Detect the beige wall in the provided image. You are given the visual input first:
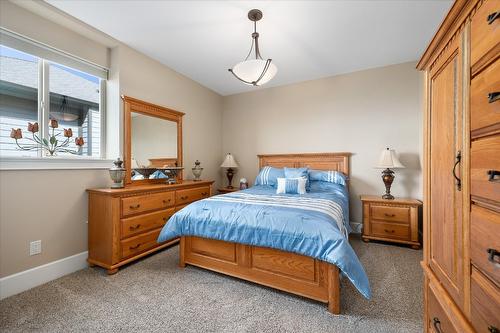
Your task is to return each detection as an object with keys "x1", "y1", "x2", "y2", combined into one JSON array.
[
  {"x1": 0, "y1": 2, "x2": 222, "y2": 277},
  {"x1": 222, "y1": 62, "x2": 423, "y2": 223}
]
